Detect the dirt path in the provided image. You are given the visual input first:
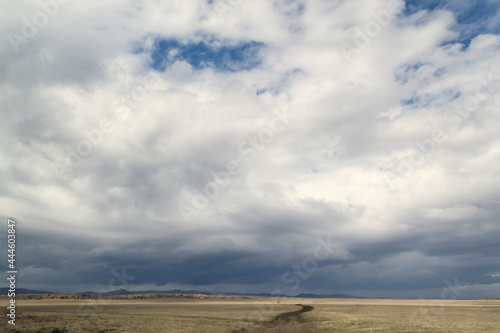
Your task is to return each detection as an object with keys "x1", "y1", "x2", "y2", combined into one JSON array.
[{"x1": 235, "y1": 304, "x2": 314, "y2": 333}]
